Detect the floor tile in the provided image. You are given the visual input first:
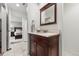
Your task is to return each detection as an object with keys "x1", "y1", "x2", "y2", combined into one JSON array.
[{"x1": 3, "y1": 38, "x2": 29, "y2": 56}]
